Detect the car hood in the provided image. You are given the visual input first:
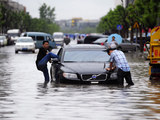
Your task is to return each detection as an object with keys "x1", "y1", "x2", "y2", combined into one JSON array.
[{"x1": 61, "y1": 62, "x2": 109, "y2": 74}]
